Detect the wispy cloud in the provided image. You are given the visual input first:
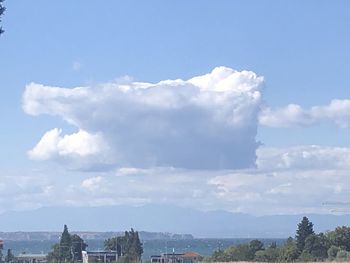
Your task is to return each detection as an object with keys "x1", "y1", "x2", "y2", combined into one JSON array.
[{"x1": 72, "y1": 61, "x2": 82, "y2": 71}]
